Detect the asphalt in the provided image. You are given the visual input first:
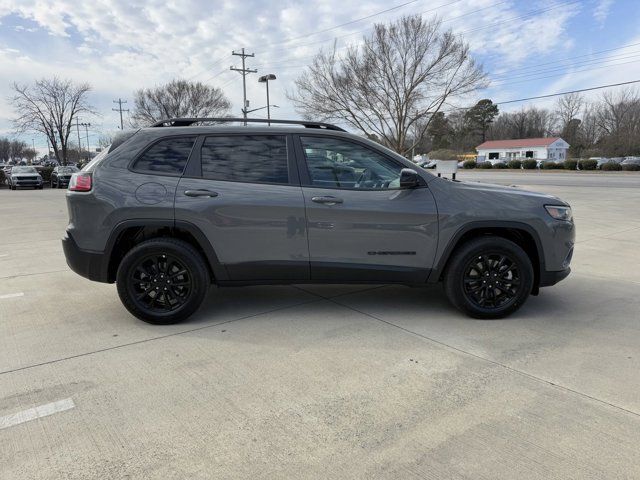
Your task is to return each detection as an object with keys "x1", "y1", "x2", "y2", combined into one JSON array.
[{"x1": 1, "y1": 173, "x2": 639, "y2": 479}]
